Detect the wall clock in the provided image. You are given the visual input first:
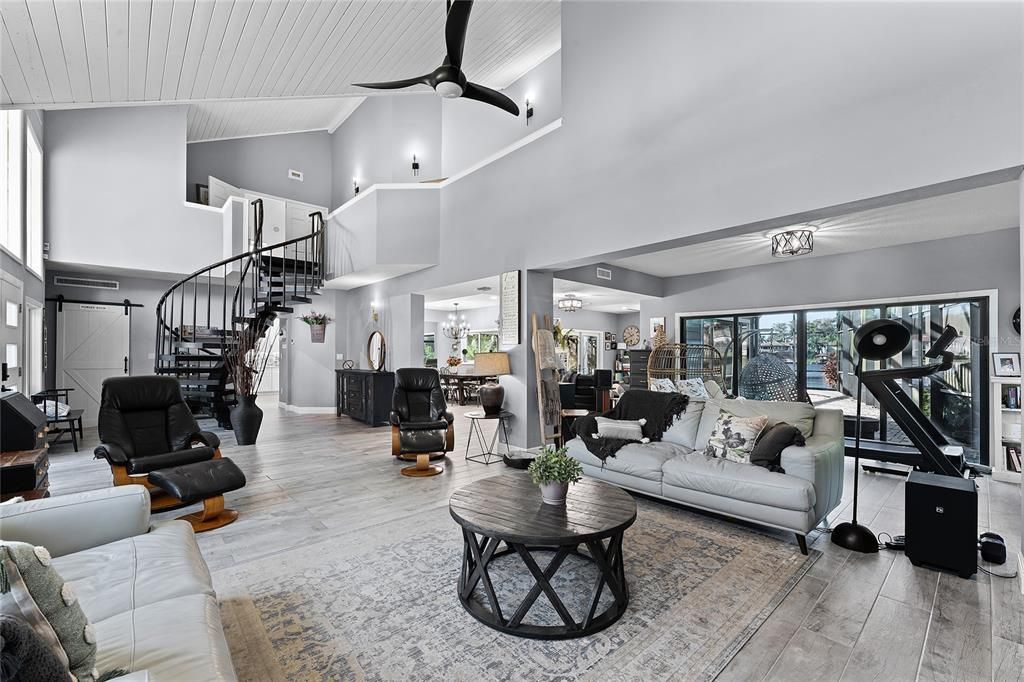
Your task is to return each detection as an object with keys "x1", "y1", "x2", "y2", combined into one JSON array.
[
  {"x1": 623, "y1": 325, "x2": 641, "y2": 347},
  {"x1": 1014, "y1": 307, "x2": 1020, "y2": 334}
]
